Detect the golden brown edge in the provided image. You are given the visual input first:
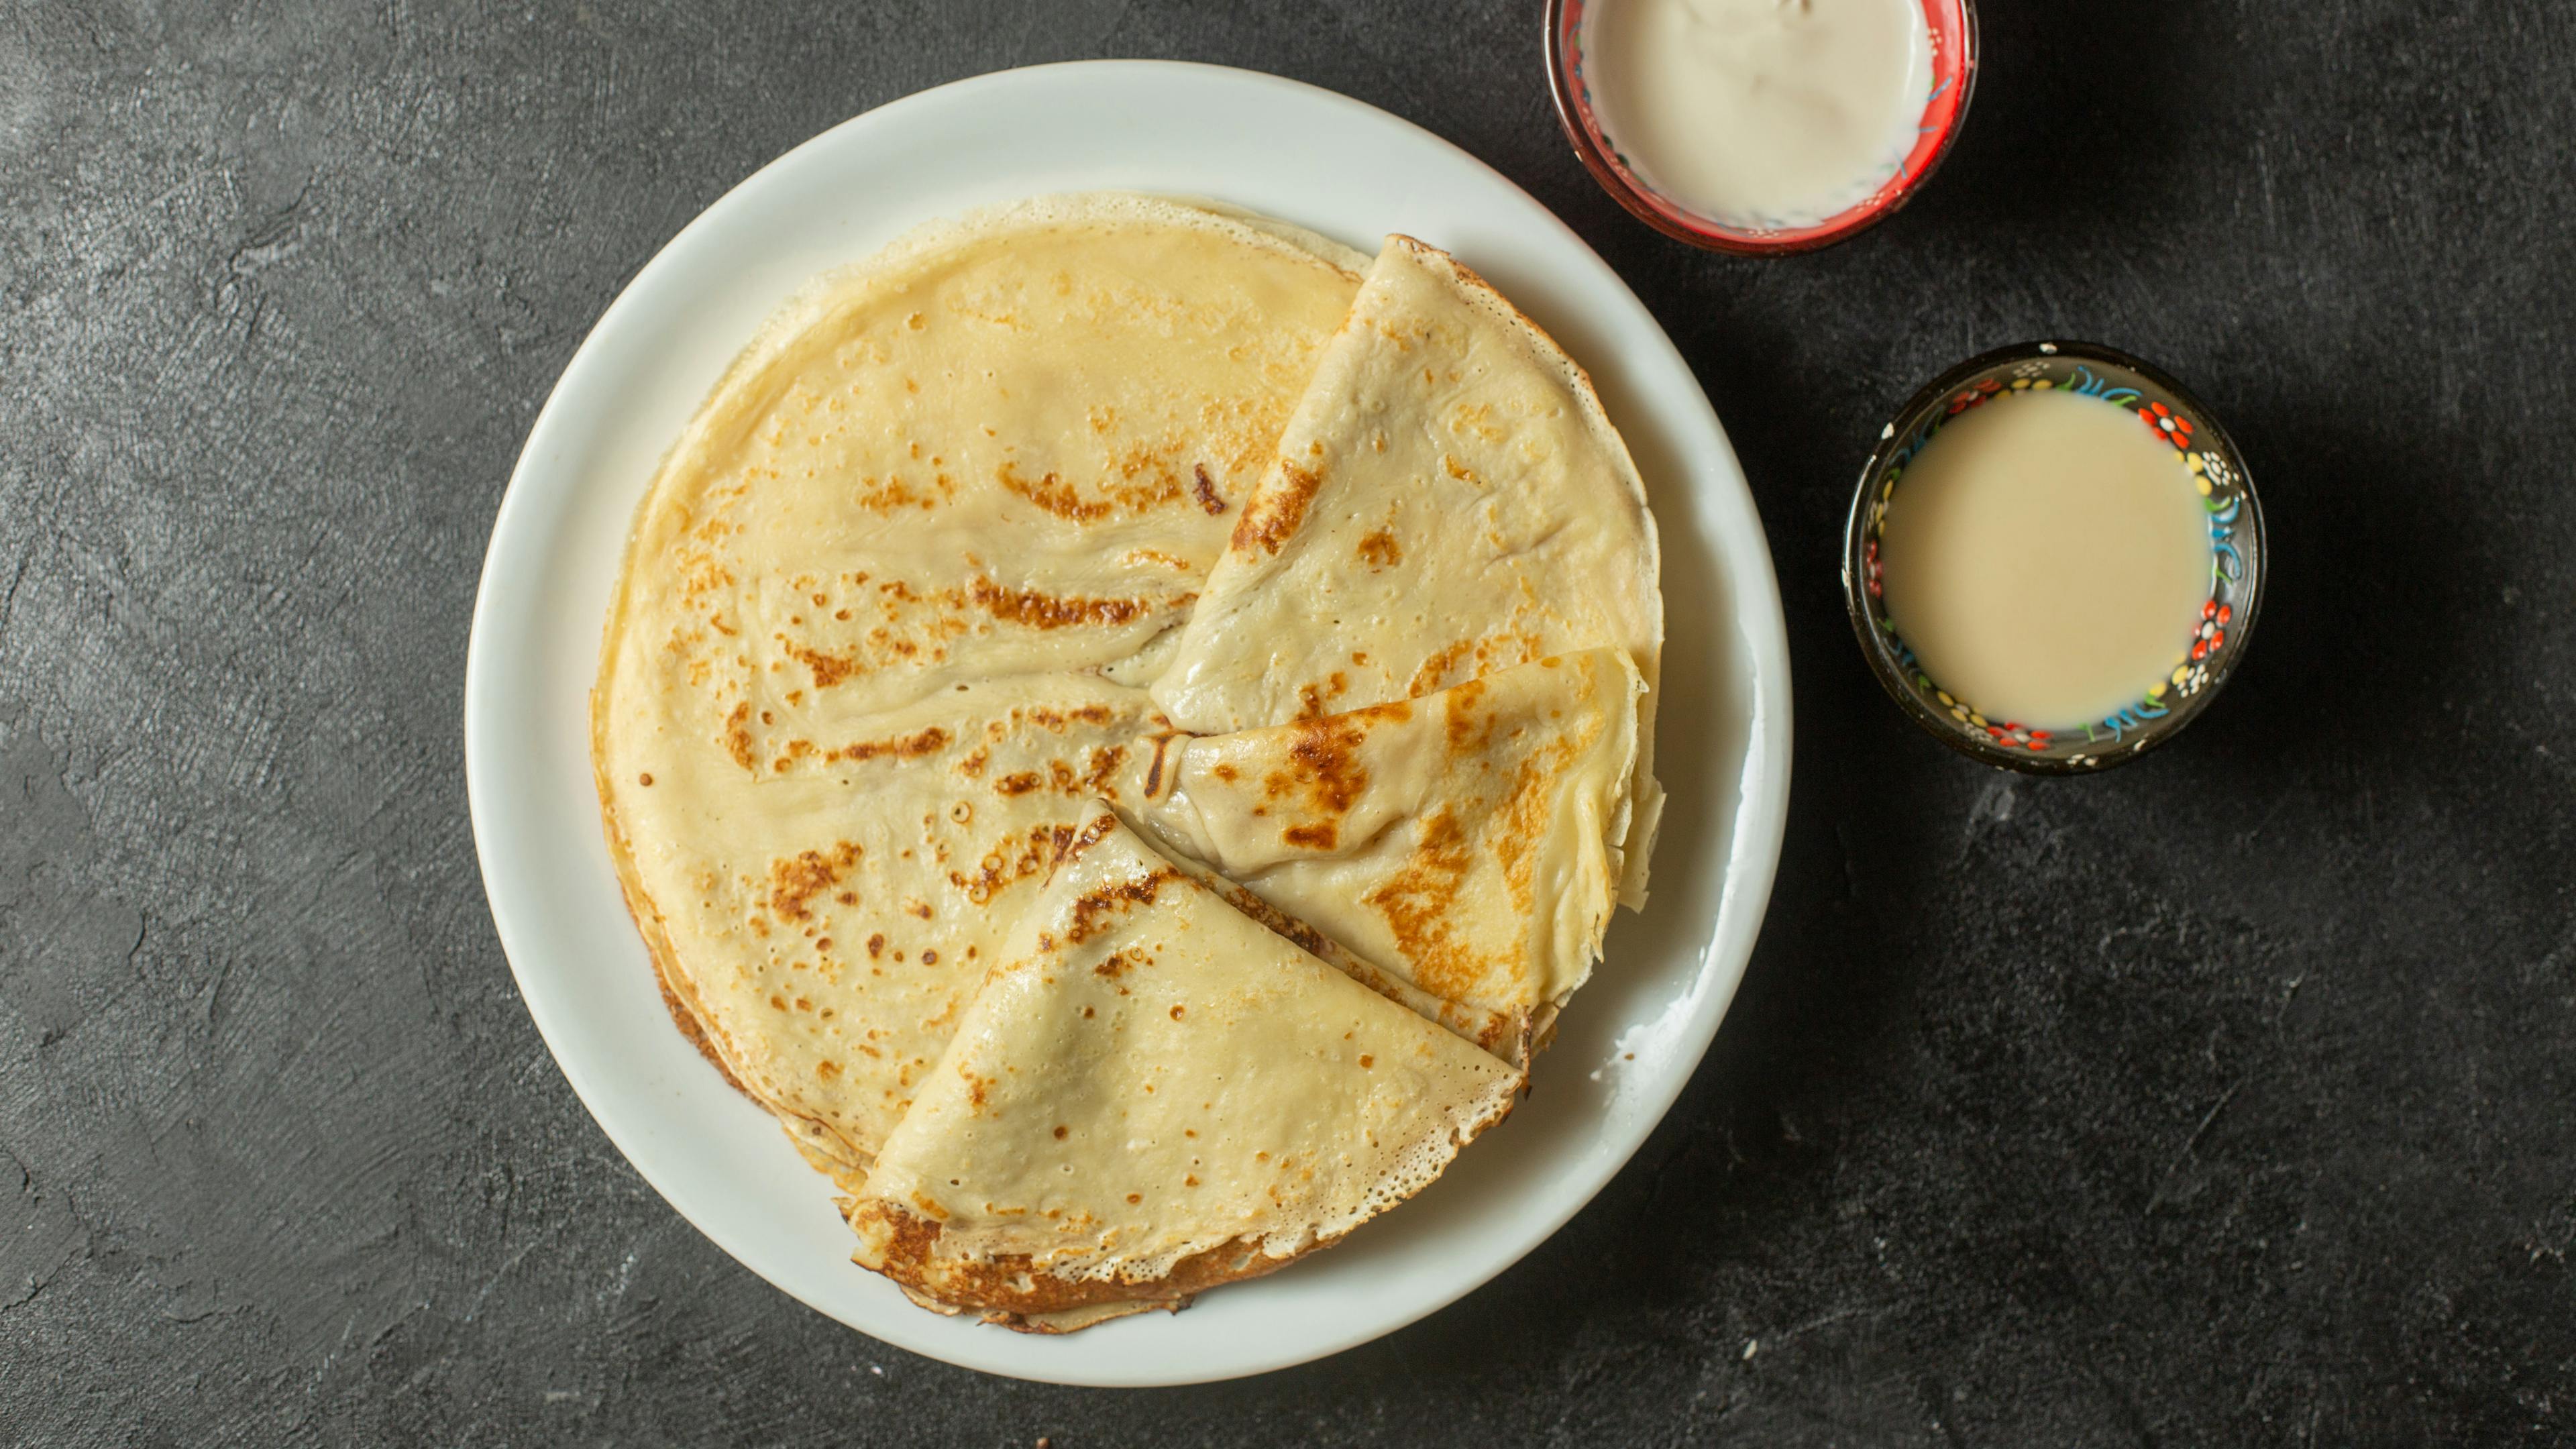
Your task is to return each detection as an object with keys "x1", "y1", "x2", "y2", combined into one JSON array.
[
  {"x1": 841, "y1": 803, "x2": 1526, "y2": 1330},
  {"x1": 591, "y1": 740, "x2": 879, "y2": 1193},
  {"x1": 848, "y1": 1083, "x2": 1521, "y2": 1330},
  {"x1": 586, "y1": 371, "x2": 884, "y2": 1191}
]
